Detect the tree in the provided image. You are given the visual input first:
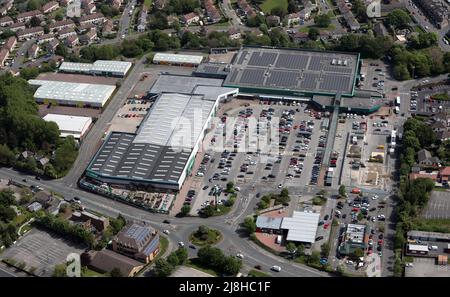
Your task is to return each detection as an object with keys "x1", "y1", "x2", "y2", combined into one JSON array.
[
  {"x1": 154, "y1": 259, "x2": 174, "y2": 277},
  {"x1": 55, "y1": 13, "x2": 64, "y2": 21},
  {"x1": 110, "y1": 267, "x2": 123, "y2": 277},
  {"x1": 30, "y1": 16, "x2": 41, "y2": 27},
  {"x1": 338, "y1": 185, "x2": 346, "y2": 197},
  {"x1": 197, "y1": 246, "x2": 224, "y2": 269},
  {"x1": 0, "y1": 144, "x2": 16, "y2": 167},
  {"x1": 352, "y1": 248, "x2": 364, "y2": 259},
  {"x1": 271, "y1": 6, "x2": 287, "y2": 18},
  {"x1": 175, "y1": 247, "x2": 188, "y2": 265},
  {"x1": 314, "y1": 14, "x2": 331, "y2": 28},
  {"x1": 110, "y1": 214, "x2": 126, "y2": 234},
  {"x1": 287, "y1": 0, "x2": 298, "y2": 13},
  {"x1": 195, "y1": 225, "x2": 210, "y2": 241},
  {"x1": 52, "y1": 136, "x2": 78, "y2": 175},
  {"x1": 385, "y1": 9, "x2": 411, "y2": 28},
  {"x1": 202, "y1": 205, "x2": 215, "y2": 217},
  {"x1": 180, "y1": 204, "x2": 191, "y2": 216},
  {"x1": 241, "y1": 216, "x2": 256, "y2": 235},
  {"x1": 222, "y1": 256, "x2": 242, "y2": 276},
  {"x1": 308, "y1": 27, "x2": 320, "y2": 41},
  {"x1": 286, "y1": 242, "x2": 297, "y2": 258},
  {"x1": 19, "y1": 67, "x2": 39, "y2": 80},
  {"x1": 320, "y1": 242, "x2": 331, "y2": 257},
  {"x1": 55, "y1": 44, "x2": 68, "y2": 57},
  {"x1": 167, "y1": 253, "x2": 180, "y2": 266},
  {"x1": 53, "y1": 264, "x2": 67, "y2": 277}
]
